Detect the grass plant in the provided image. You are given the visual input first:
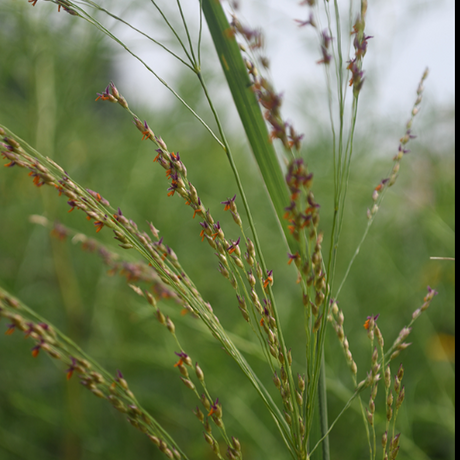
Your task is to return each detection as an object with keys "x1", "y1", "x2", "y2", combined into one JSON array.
[{"x1": 0, "y1": 1, "x2": 454, "y2": 460}]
